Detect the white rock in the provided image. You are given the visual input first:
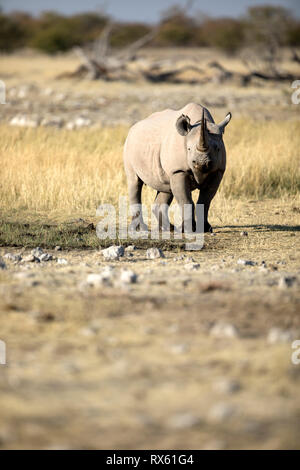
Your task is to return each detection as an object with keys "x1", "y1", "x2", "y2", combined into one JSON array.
[
  {"x1": 278, "y1": 276, "x2": 297, "y2": 289},
  {"x1": 208, "y1": 403, "x2": 236, "y2": 422},
  {"x1": 185, "y1": 262, "x2": 200, "y2": 271},
  {"x1": 166, "y1": 413, "x2": 200, "y2": 429},
  {"x1": 210, "y1": 322, "x2": 239, "y2": 338},
  {"x1": 120, "y1": 269, "x2": 137, "y2": 284},
  {"x1": 4, "y1": 253, "x2": 22, "y2": 262},
  {"x1": 213, "y1": 379, "x2": 241, "y2": 394},
  {"x1": 10, "y1": 114, "x2": 39, "y2": 127},
  {"x1": 146, "y1": 247, "x2": 164, "y2": 259},
  {"x1": 31, "y1": 247, "x2": 44, "y2": 258},
  {"x1": 237, "y1": 259, "x2": 256, "y2": 266},
  {"x1": 125, "y1": 245, "x2": 136, "y2": 252},
  {"x1": 267, "y1": 327, "x2": 295, "y2": 344},
  {"x1": 57, "y1": 258, "x2": 68, "y2": 265},
  {"x1": 39, "y1": 253, "x2": 53, "y2": 262},
  {"x1": 0, "y1": 257, "x2": 7, "y2": 270},
  {"x1": 102, "y1": 245, "x2": 124, "y2": 260},
  {"x1": 86, "y1": 274, "x2": 107, "y2": 287},
  {"x1": 40, "y1": 116, "x2": 63, "y2": 128}
]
